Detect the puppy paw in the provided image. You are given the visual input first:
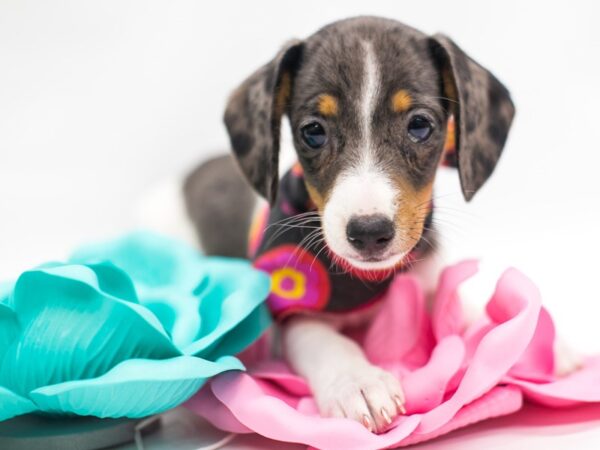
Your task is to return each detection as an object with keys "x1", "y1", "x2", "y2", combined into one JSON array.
[{"x1": 315, "y1": 364, "x2": 405, "y2": 433}]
